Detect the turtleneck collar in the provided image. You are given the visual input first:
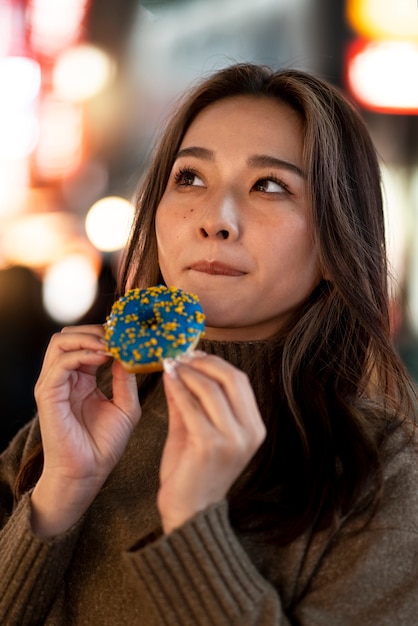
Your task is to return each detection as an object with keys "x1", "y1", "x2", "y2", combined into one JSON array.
[
  {"x1": 197, "y1": 338, "x2": 280, "y2": 410},
  {"x1": 199, "y1": 337, "x2": 270, "y2": 363}
]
